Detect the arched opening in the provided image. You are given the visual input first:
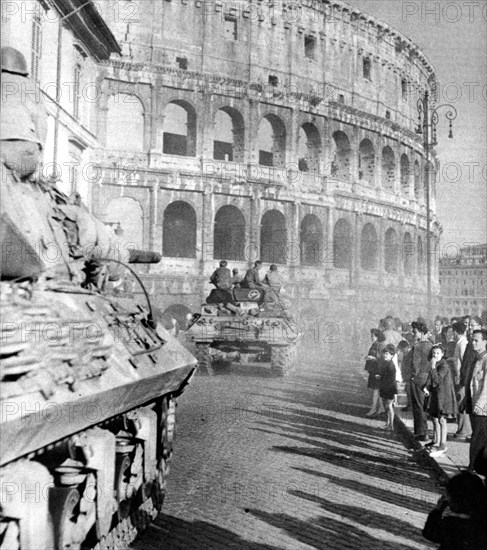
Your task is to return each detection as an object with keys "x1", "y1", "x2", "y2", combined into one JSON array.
[
  {"x1": 298, "y1": 123, "x2": 321, "y2": 172},
  {"x1": 414, "y1": 160, "x2": 421, "y2": 199},
  {"x1": 106, "y1": 94, "x2": 144, "y2": 151},
  {"x1": 300, "y1": 214, "x2": 323, "y2": 266},
  {"x1": 400, "y1": 154, "x2": 410, "y2": 194},
  {"x1": 332, "y1": 131, "x2": 351, "y2": 181},
  {"x1": 103, "y1": 197, "x2": 143, "y2": 249},
  {"x1": 358, "y1": 139, "x2": 375, "y2": 184},
  {"x1": 403, "y1": 232, "x2": 414, "y2": 276},
  {"x1": 258, "y1": 114, "x2": 286, "y2": 168},
  {"x1": 260, "y1": 210, "x2": 287, "y2": 264},
  {"x1": 159, "y1": 304, "x2": 193, "y2": 334},
  {"x1": 333, "y1": 218, "x2": 352, "y2": 269},
  {"x1": 361, "y1": 223, "x2": 378, "y2": 271},
  {"x1": 213, "y1": 108, "x2": 245, "y2": 163},
  {"x1": 384, "y1": 228, "x2": 399, "y2": 273},
  {"x1": 213, "y1": 205, "x2": 246, "y2": 261},
  {"x1": 417, "y1": 235, "x2": 424, "y2": 275},
  {"x1": 163, "y1": 101, "x2": 196, "y2": 156},
  {"x1": 382, "y1": 146, "x2": 396, "y2": 190},
  {"x1": 163, "y1": 201, "x2": 197, "y2": 258}
]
